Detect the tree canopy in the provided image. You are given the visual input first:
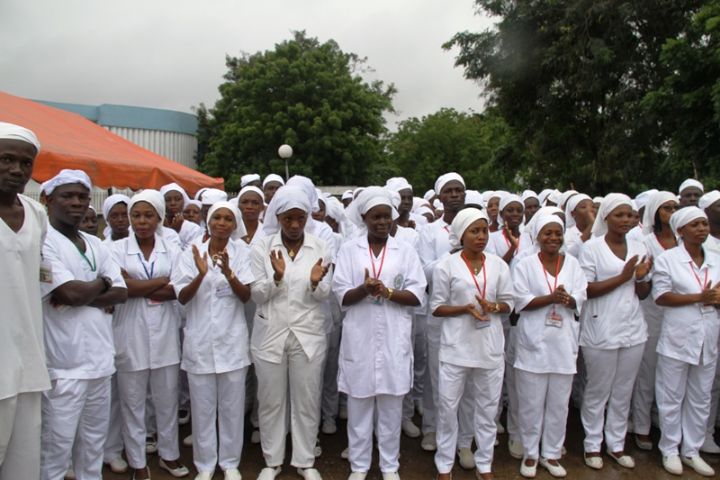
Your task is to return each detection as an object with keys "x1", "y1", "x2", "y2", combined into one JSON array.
[{"x1": 197, "y1": 31, "x2": 395, "y2": 191}]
